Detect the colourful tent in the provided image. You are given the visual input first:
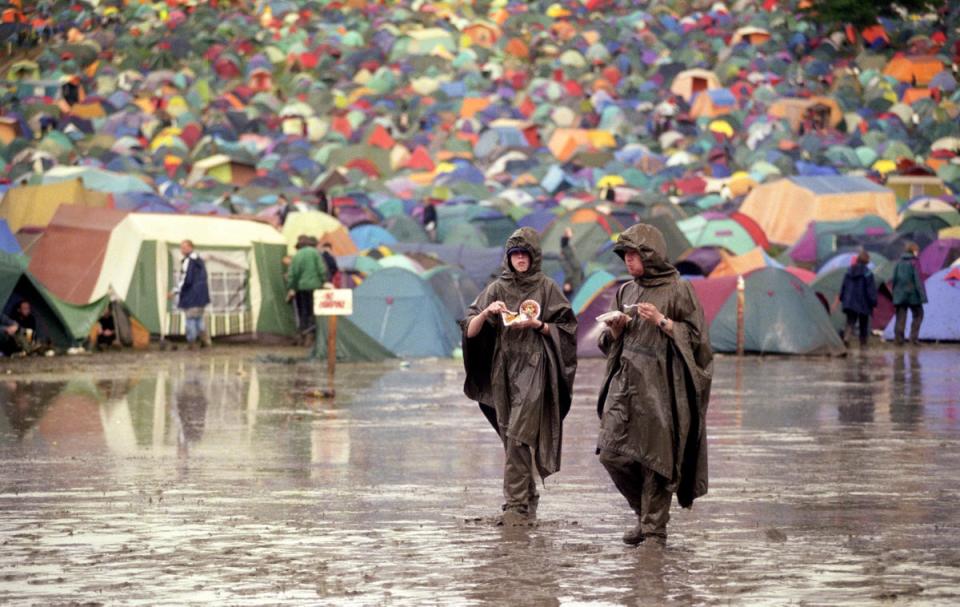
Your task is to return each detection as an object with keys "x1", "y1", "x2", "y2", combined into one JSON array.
[
  {"x1": 677, "y1": 212, "x2": 769, "y2": 255},
  {"x1": 310, "y1": 317, "x2": 396, "y2": 362},
  {"x1": 883, "y1": 267, "x2": 960, "y2": 342},
  {"x1": 28, "y1": 207, "x2": 294, "y2": 339},
  {"x1": 350, "y1": 267, "x2": 460, "y2": 358},
  {"x1": 699, "y1": 268, "x2": 846, "y2": 355},
  {"x1": 423, "y1": 265, "x2": 481, "y2": 322},
  {"x1": 0, "y1": 179, "x2": 112, "y2": 233},
  {"x1": 788, "y1": 215, "x2": 894, "y2": 268},
  {"x1": 739, "y1": 176, "x2": 898, "y2": 246},
  {"x1": 0, "y1": 251, "x2": 87, "y2": 348},
  {"x1": 282, "y1": 211, "x2": 357, "y2": 256}
]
